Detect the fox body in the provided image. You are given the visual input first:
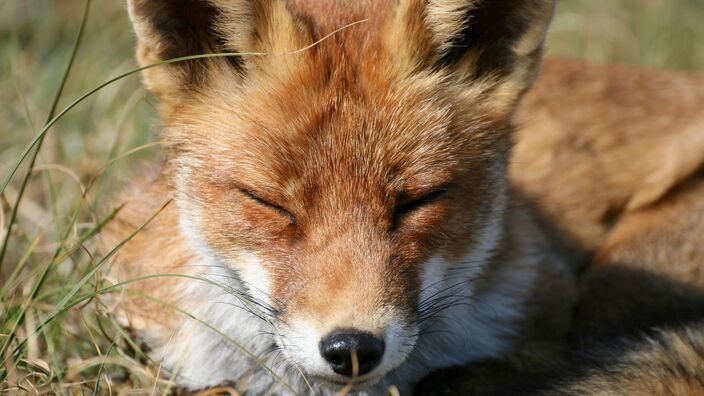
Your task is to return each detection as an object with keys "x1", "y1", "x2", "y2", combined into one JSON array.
[
  {"x1": 510, "y1": 60, "x2": 704, "y2": 396},
  {"x1": 103, "y1": 0, "x2": 704, "y2": 394},
  {"x1": 417, "y1": 60, "x2": 704, "y2": 395}
]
